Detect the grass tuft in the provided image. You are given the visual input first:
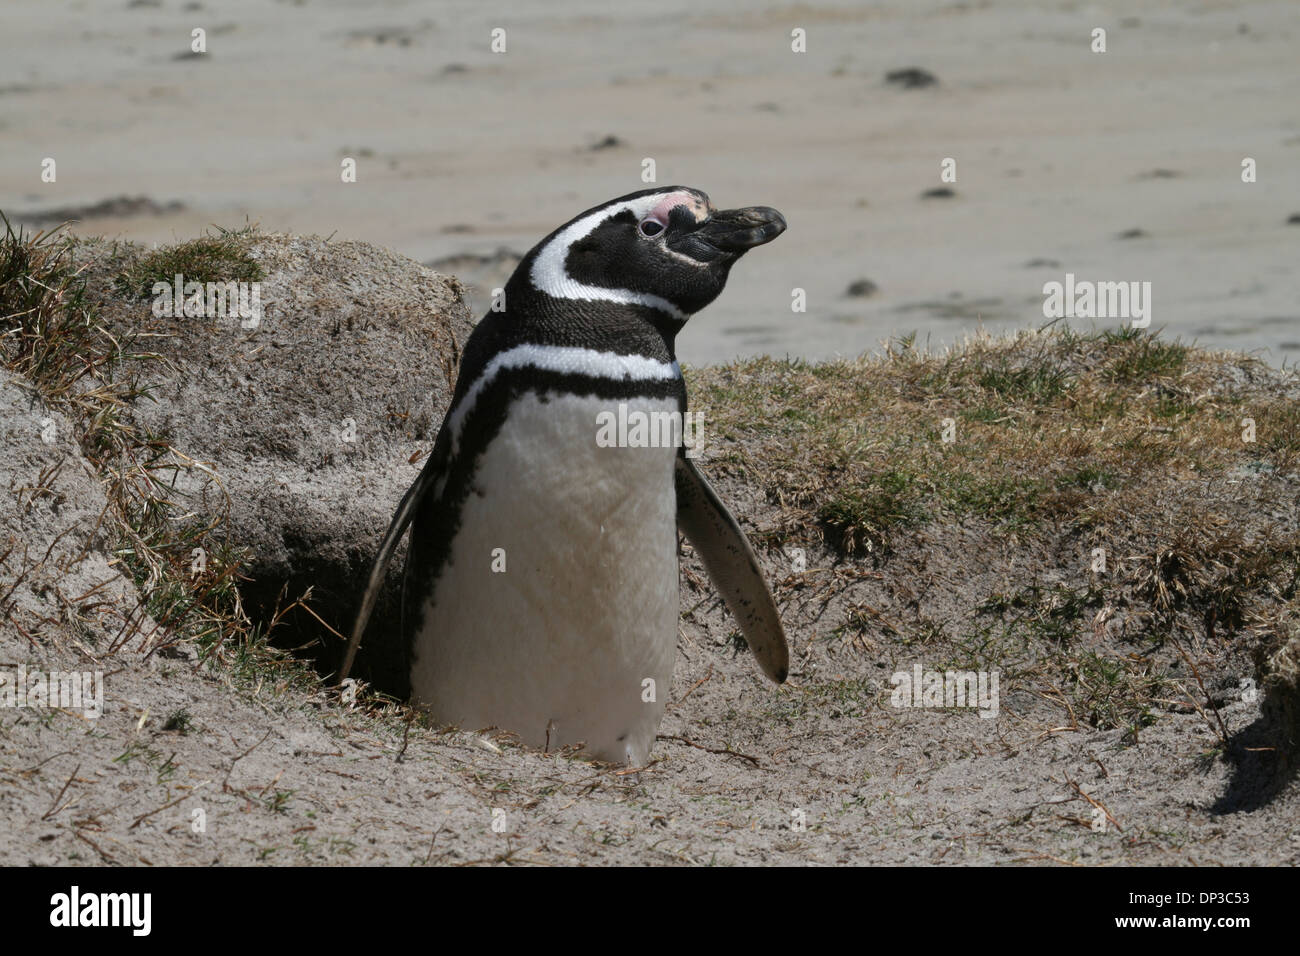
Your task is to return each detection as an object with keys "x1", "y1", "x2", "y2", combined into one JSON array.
[
  {"x1": 0, "y1": 214, "x2": 311, "y2": 697},
  {"x1": 113, "y1": 225, "x2": 264, "y2": 299}
]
